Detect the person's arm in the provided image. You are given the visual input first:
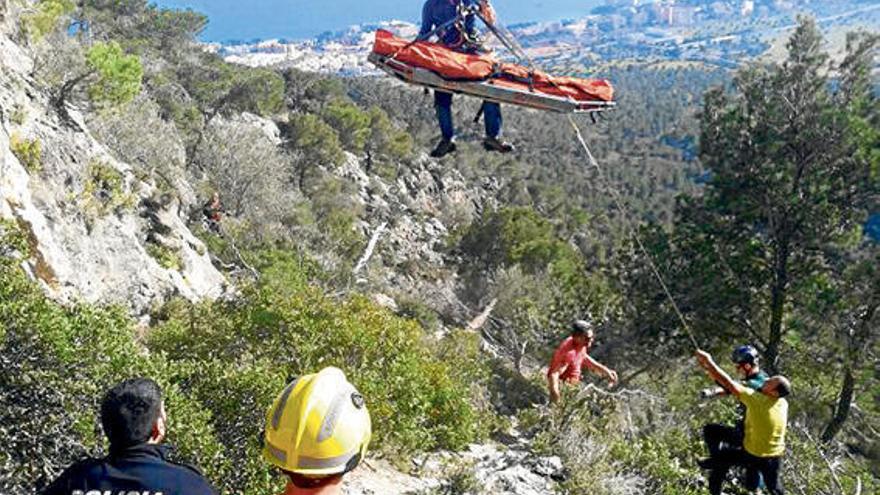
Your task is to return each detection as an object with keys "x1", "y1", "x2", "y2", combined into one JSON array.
[
  {"x1": 584, "y1": 355, "x2": 618, "y2": 387},
  {"x1": 700, "y1": 385, "x2": 729, "y2": 399},
  {"x1": 479, "y1": 0, "x2": 497, "y2": 25},
  {"x1": 695, "y1": 350, "x2": 746, "y2": 397},
  {"x1": 547, "y1": 363, "x2": 569, "y2": 404},
  {"x1": 418, "y1": 1, "x2": 434, "y2": 38}
]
